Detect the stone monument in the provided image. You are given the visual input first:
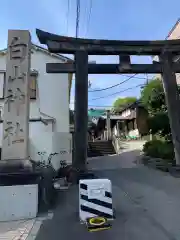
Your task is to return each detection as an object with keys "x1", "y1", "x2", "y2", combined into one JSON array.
[
  {"x1": 0, "y1": 30, "x2": 39, "y2": 222},
  {"x1": 1, "y1": 30, "x2": 31, "y2": 167}
]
